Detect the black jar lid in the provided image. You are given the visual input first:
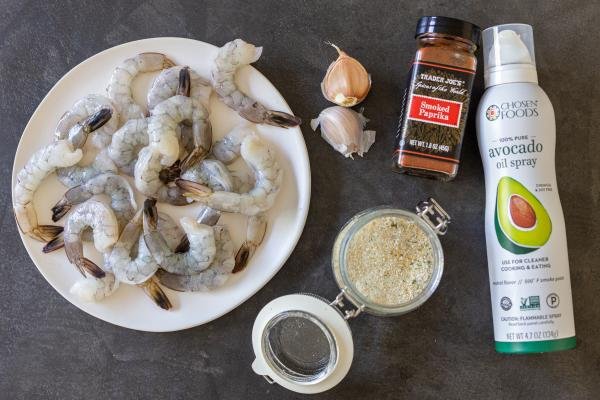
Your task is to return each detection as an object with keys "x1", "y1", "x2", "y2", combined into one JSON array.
[{"x1": 415, "y1": 16, "x2": 481, "y2": 44}]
